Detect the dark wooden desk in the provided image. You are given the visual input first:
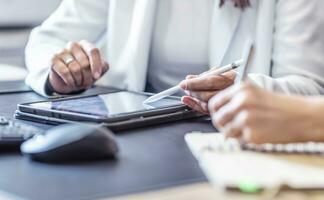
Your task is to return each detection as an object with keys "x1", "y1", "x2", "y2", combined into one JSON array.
[{"x1": 0, "y1": 84, "x2": 214, "y2": 200}]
